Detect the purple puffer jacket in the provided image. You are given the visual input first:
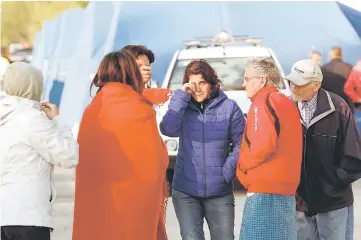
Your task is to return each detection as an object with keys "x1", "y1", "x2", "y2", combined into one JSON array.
[{"x1": 160, "y1": 89, "x2": 245, "y2": 198}]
